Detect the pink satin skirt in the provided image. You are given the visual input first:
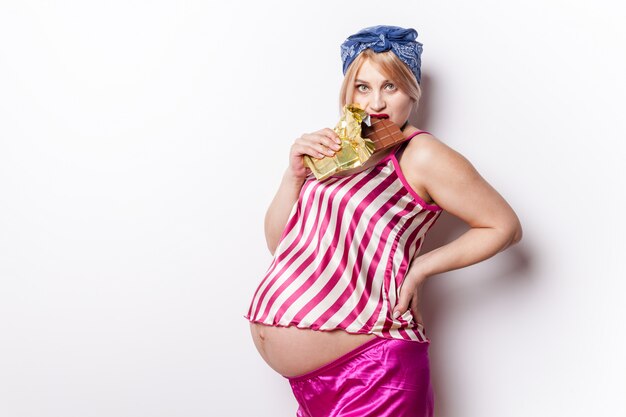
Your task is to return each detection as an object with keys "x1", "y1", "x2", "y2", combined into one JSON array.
[{"x1": 282, "y1": 336, "x2": 434, "y2": 417}]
